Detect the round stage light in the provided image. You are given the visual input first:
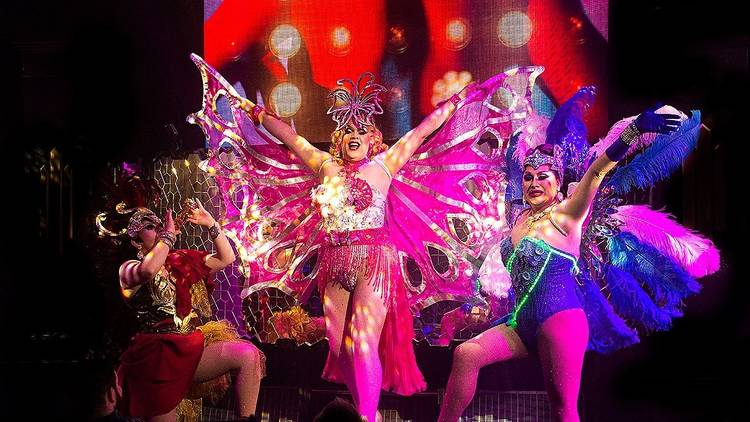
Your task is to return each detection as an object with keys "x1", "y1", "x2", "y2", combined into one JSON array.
[
  {"x1": 445, "y1": 18, "x2": 471, "y2": 51},
  {"x1": 387, "y1": 25, "x2": 408, "y2": 54},
  {"x1": 270, "y1": 82, "x2": 302, "y2": 118},
  {"x1": 498, "y1": 11, "x2": 532, "y2": 48},
  {"x1": 431, "y1": 70, "x2": 474, "y2": 107},
  {"x1": 269, "y1": 24, "x2": 301, "y2": 59},
  {"x1": 331, "y1": 26, "x2": 352, "y2": 56},
  {"x1": 569, "y1": 16, "x2": 583, "y2": 31},
  {"x1": 386, "y1": 84, "x2": 409, "y2": 113}
]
